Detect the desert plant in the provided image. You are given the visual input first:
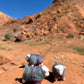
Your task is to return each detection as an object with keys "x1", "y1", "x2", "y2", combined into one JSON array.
[
  {"x1": 41, "y1": 22, "x2": 43, "y2": 24},
  {"x1": 73, "y1": 47, "x2": 84, "y2": 55},
  {"x1": 60, "y1": 28, "x2": 64, "y2": 32},
  {"x1": 29, "y1": 40, "x2": 52, "y2": 46},
  {"x1": 4, "y1": 33, "x2": 12, "y2": 40},
  {"x1": 57, "y1": 14, "x2": 63, "y2": 18},
  {"x1": 24, "y1": 42, "x2": 28, "y2": 45},
  {"x1": 0, "y1": 43, "x2": 7, "y2": 50},
  {"x1": 67, "y1": 33, "x2": 74, "y2": 38},
  {"x1": 36, "y1": 14, "x2": 41, "y2": 19},
  {"x1": 55, "y1": 30, "x2": 59, "y2": 33},
  {"x1": 13, "y1": 28, "x2": 17, "y2": 32},
  {"x1": 8, "y1": 47, "x2": 14, "y2": 51}
]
